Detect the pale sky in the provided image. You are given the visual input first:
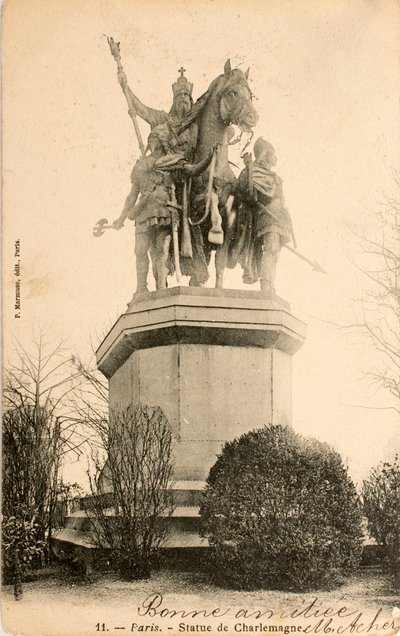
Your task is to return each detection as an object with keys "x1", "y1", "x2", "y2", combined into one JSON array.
[{"x1": 3, "y1": 0, "x2": 400, "y2": 487}]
